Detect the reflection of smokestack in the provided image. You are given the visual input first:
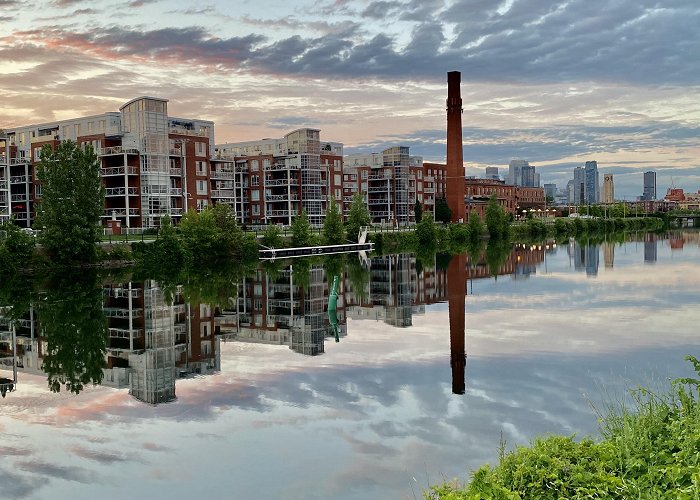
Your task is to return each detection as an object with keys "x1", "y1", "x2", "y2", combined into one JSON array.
[
  {"x1": 448, "y1": 253, "x2": 467, "y2": 394},
  {"x1": 446, "y1": 71, "x2": 466, "y2": 223}
]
